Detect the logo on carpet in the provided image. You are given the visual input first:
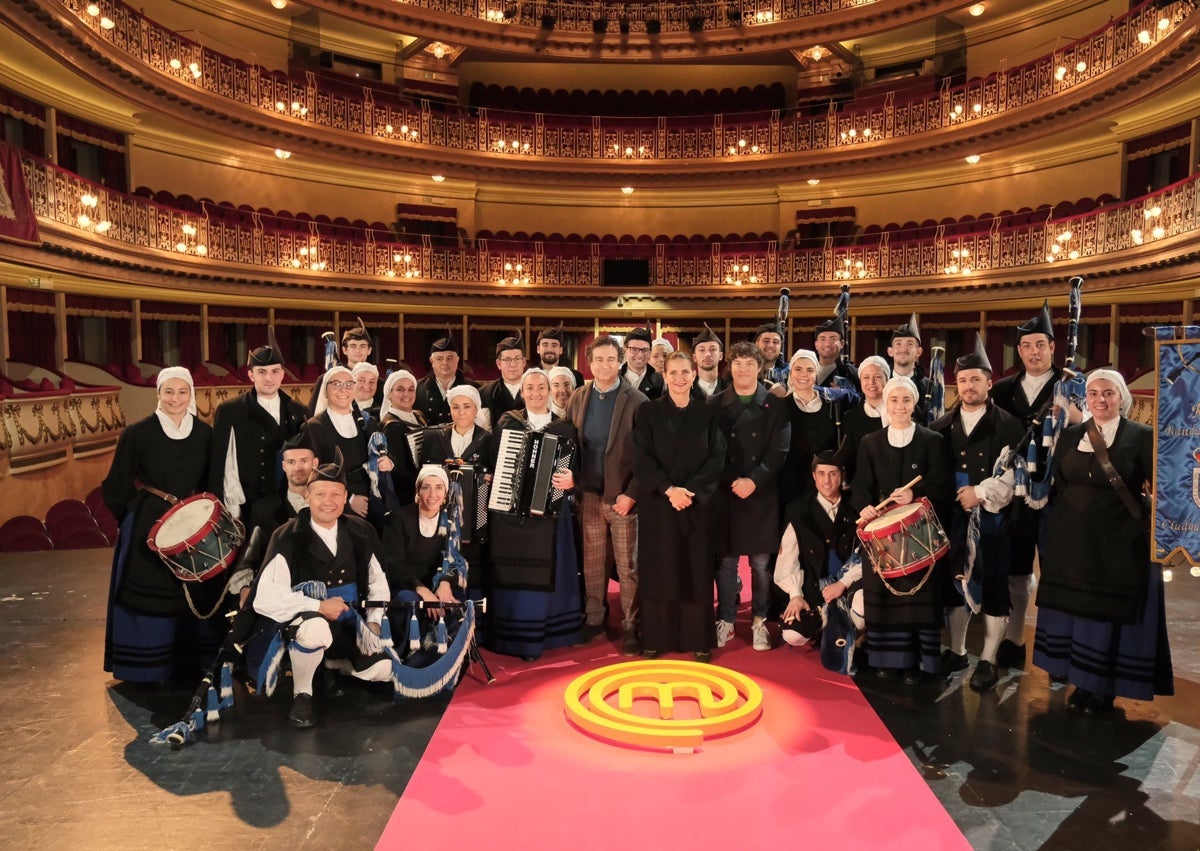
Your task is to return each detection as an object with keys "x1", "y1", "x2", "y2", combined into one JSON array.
[{"x1": 563, "y1": 660, "x2": 763, "y2": 753}]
